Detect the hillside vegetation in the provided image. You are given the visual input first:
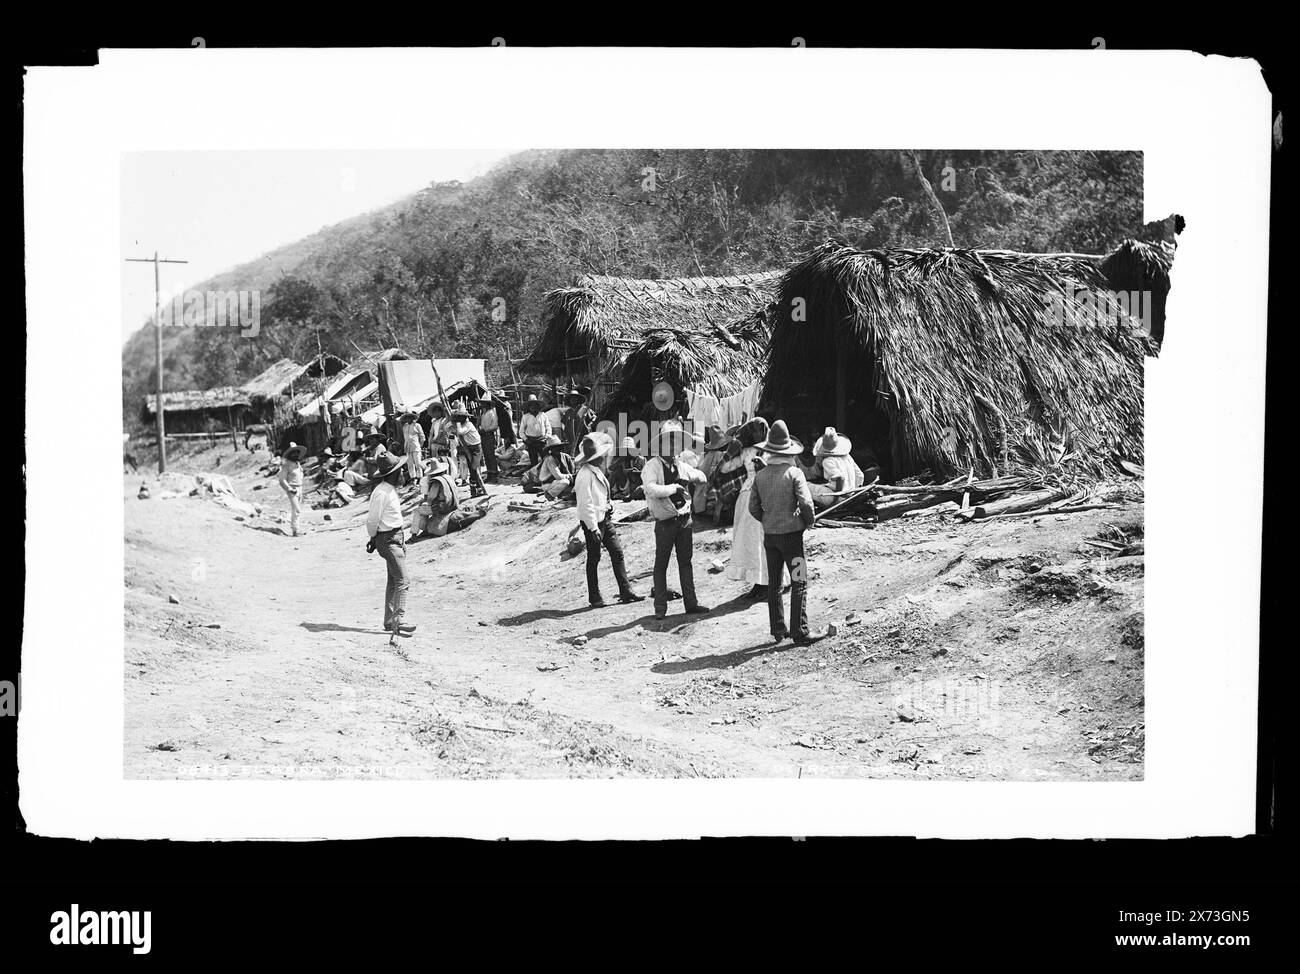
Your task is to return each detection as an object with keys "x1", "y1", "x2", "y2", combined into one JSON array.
[{"x1": 122, "y1": 149, "x2": 1150, "y2": 425}]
